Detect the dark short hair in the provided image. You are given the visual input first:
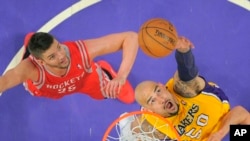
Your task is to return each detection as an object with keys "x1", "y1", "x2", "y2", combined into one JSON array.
[{"x1": 28, "y1": 32, "x2": 54, "y2": 59}]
